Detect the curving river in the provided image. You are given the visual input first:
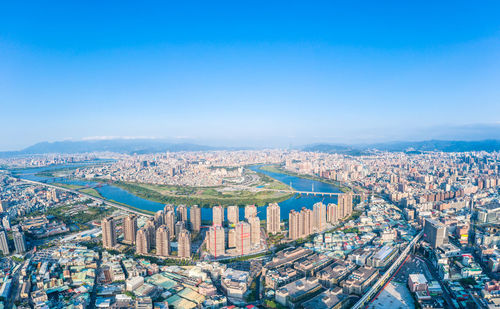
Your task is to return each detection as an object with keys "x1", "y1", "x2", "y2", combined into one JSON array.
[{"x1": 12, "y1": 164, "x2": 342, "y2": 221}]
